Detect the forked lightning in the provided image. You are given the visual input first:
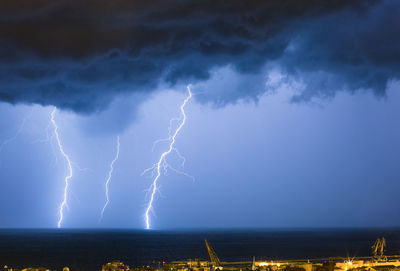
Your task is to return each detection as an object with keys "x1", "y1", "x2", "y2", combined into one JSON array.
[{"x1": 143, "y1": 86, "x2": 193, "y2": 229}]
